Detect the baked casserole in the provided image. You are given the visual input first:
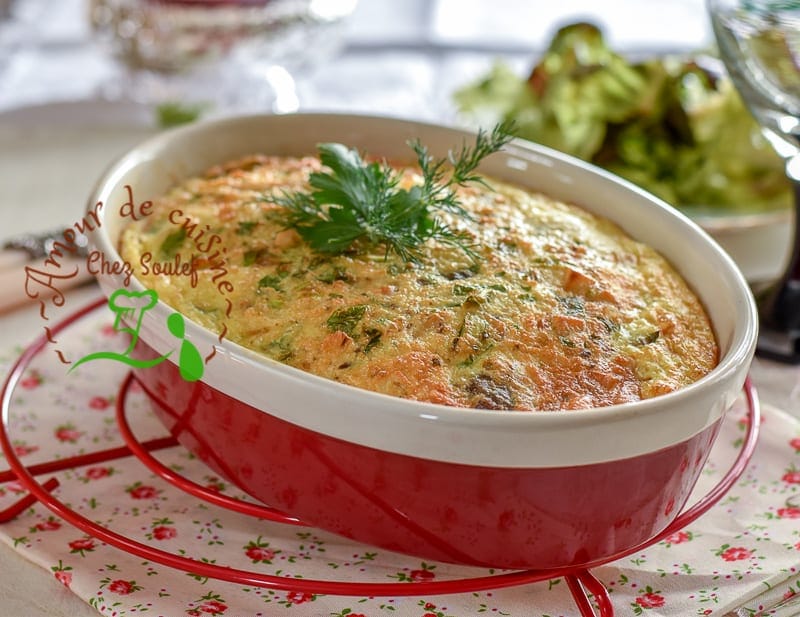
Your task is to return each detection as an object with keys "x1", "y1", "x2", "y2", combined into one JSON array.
[{"x1": 119, "y1": 151, "x2": 718, "y2": 411}]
